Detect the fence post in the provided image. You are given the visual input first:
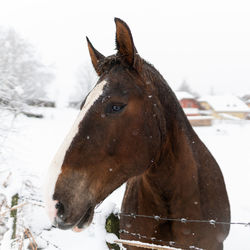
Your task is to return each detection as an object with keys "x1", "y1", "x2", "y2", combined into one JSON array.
[
  {"x1": 10, "y1": 193, "x2": 19, "y2": 240},
  {"x1": 115, "y1": 239, "x2": 180, "y2": 250},
  {"x1": 105, "y1": 213, "x2": 120, "y2": 250}
]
